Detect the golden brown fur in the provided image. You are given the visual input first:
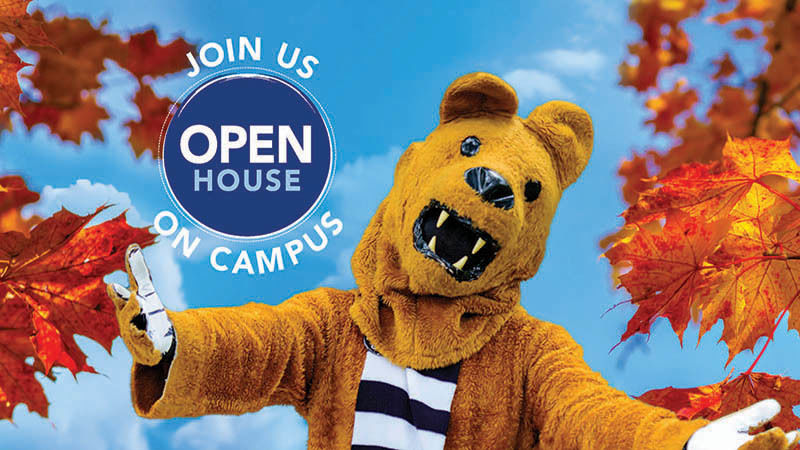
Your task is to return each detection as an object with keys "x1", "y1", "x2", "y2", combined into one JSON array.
[{"x1": 130, "y1": 288, "x2": 709, "y2": 449}]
